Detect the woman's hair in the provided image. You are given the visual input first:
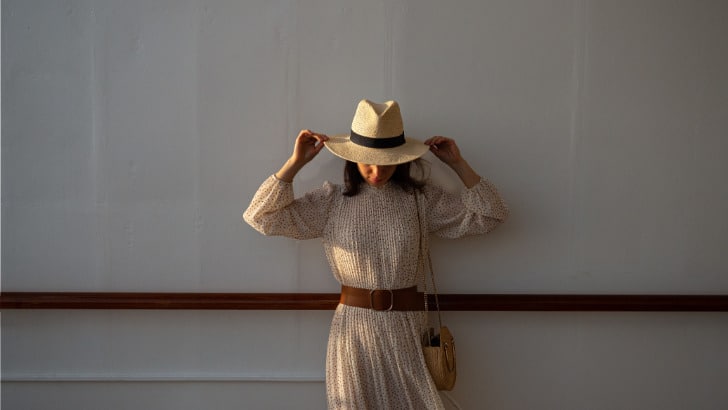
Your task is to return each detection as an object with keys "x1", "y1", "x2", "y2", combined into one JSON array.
[{"x1": 343, "y1": 159, "x2": 428, "y2": 196}]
